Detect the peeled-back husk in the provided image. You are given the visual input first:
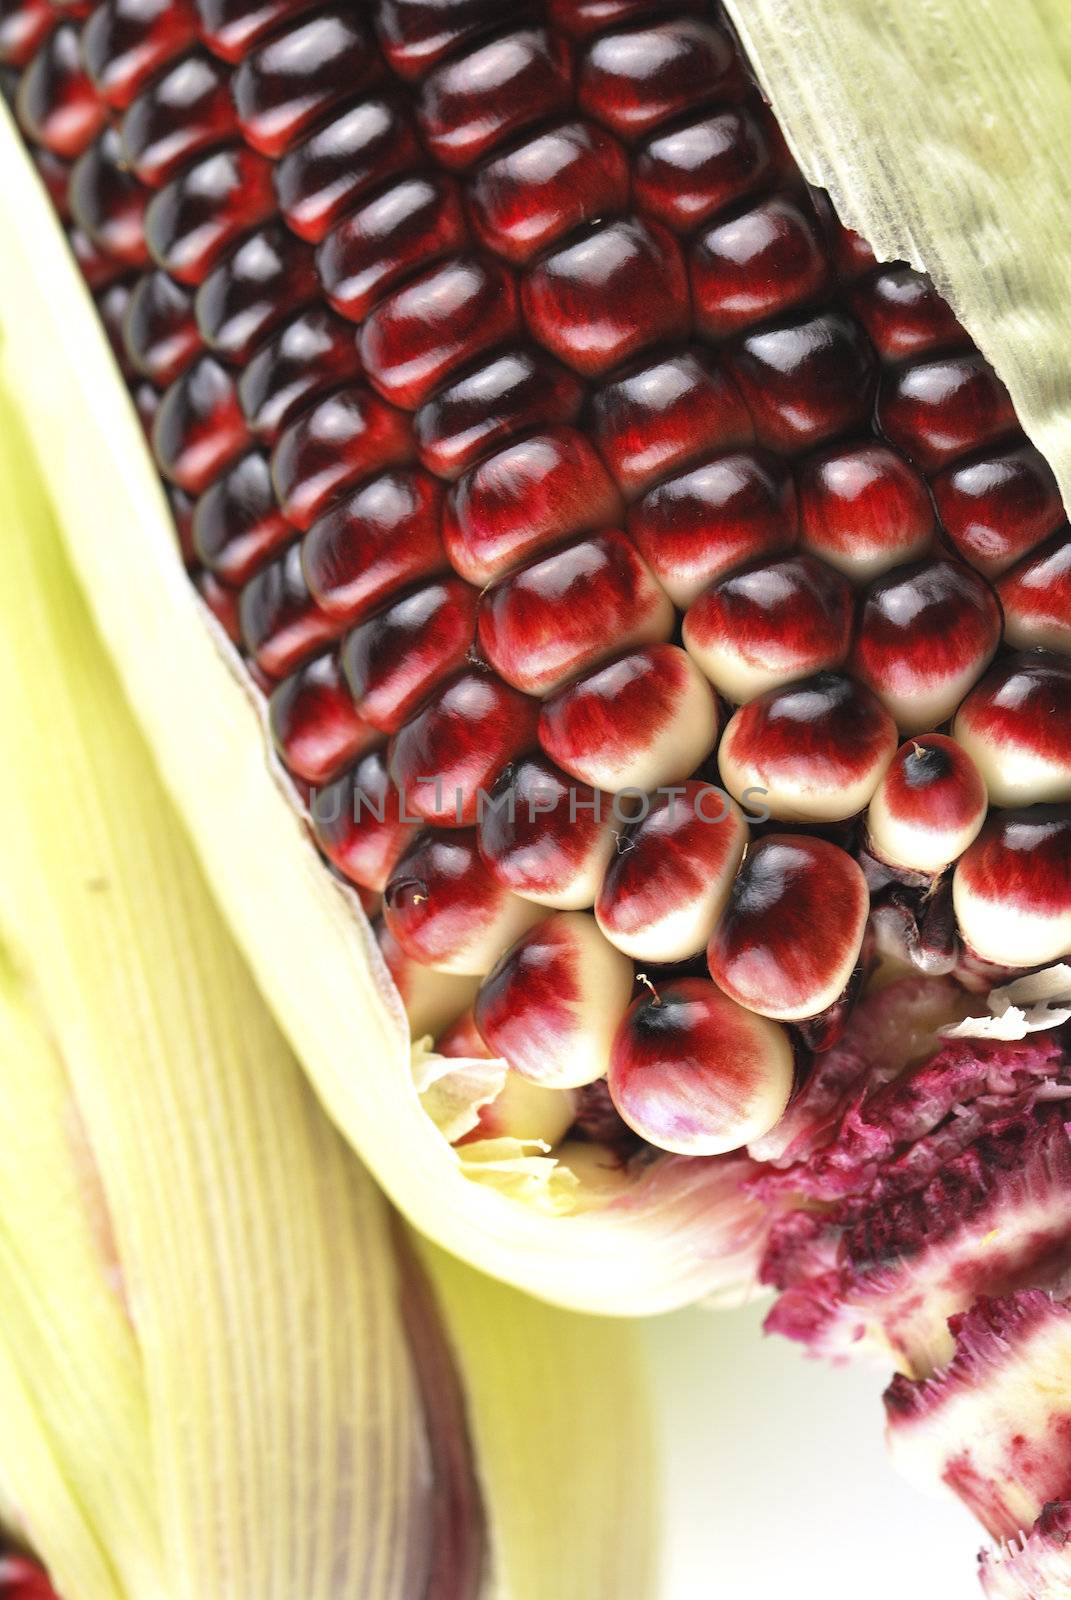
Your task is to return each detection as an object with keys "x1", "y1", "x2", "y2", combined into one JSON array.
[{"x1": 1, "y1": 0, "x2": 1070, "y2": 1314}]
